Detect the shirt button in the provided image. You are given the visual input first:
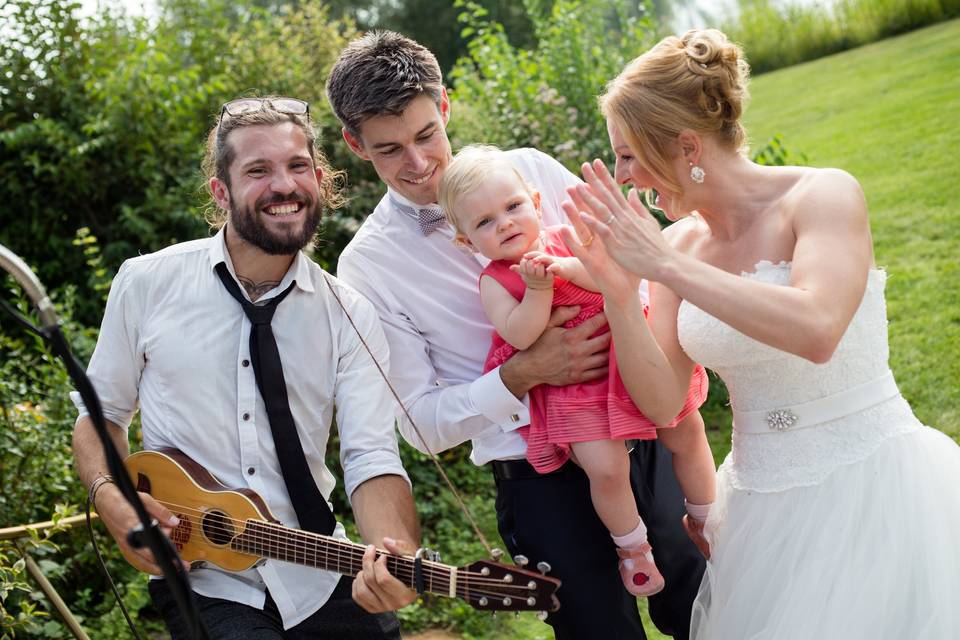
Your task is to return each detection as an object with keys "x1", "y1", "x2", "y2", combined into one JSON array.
[
  {"x1": 241, "y1": 359, "x2": 250, "y2": 367},
  {"x1": 247, "y1": 467, "x2": 255, "y2": 475},
  {"x1": 242, "y1": 413, "x2": 250, "y2": 421}
]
